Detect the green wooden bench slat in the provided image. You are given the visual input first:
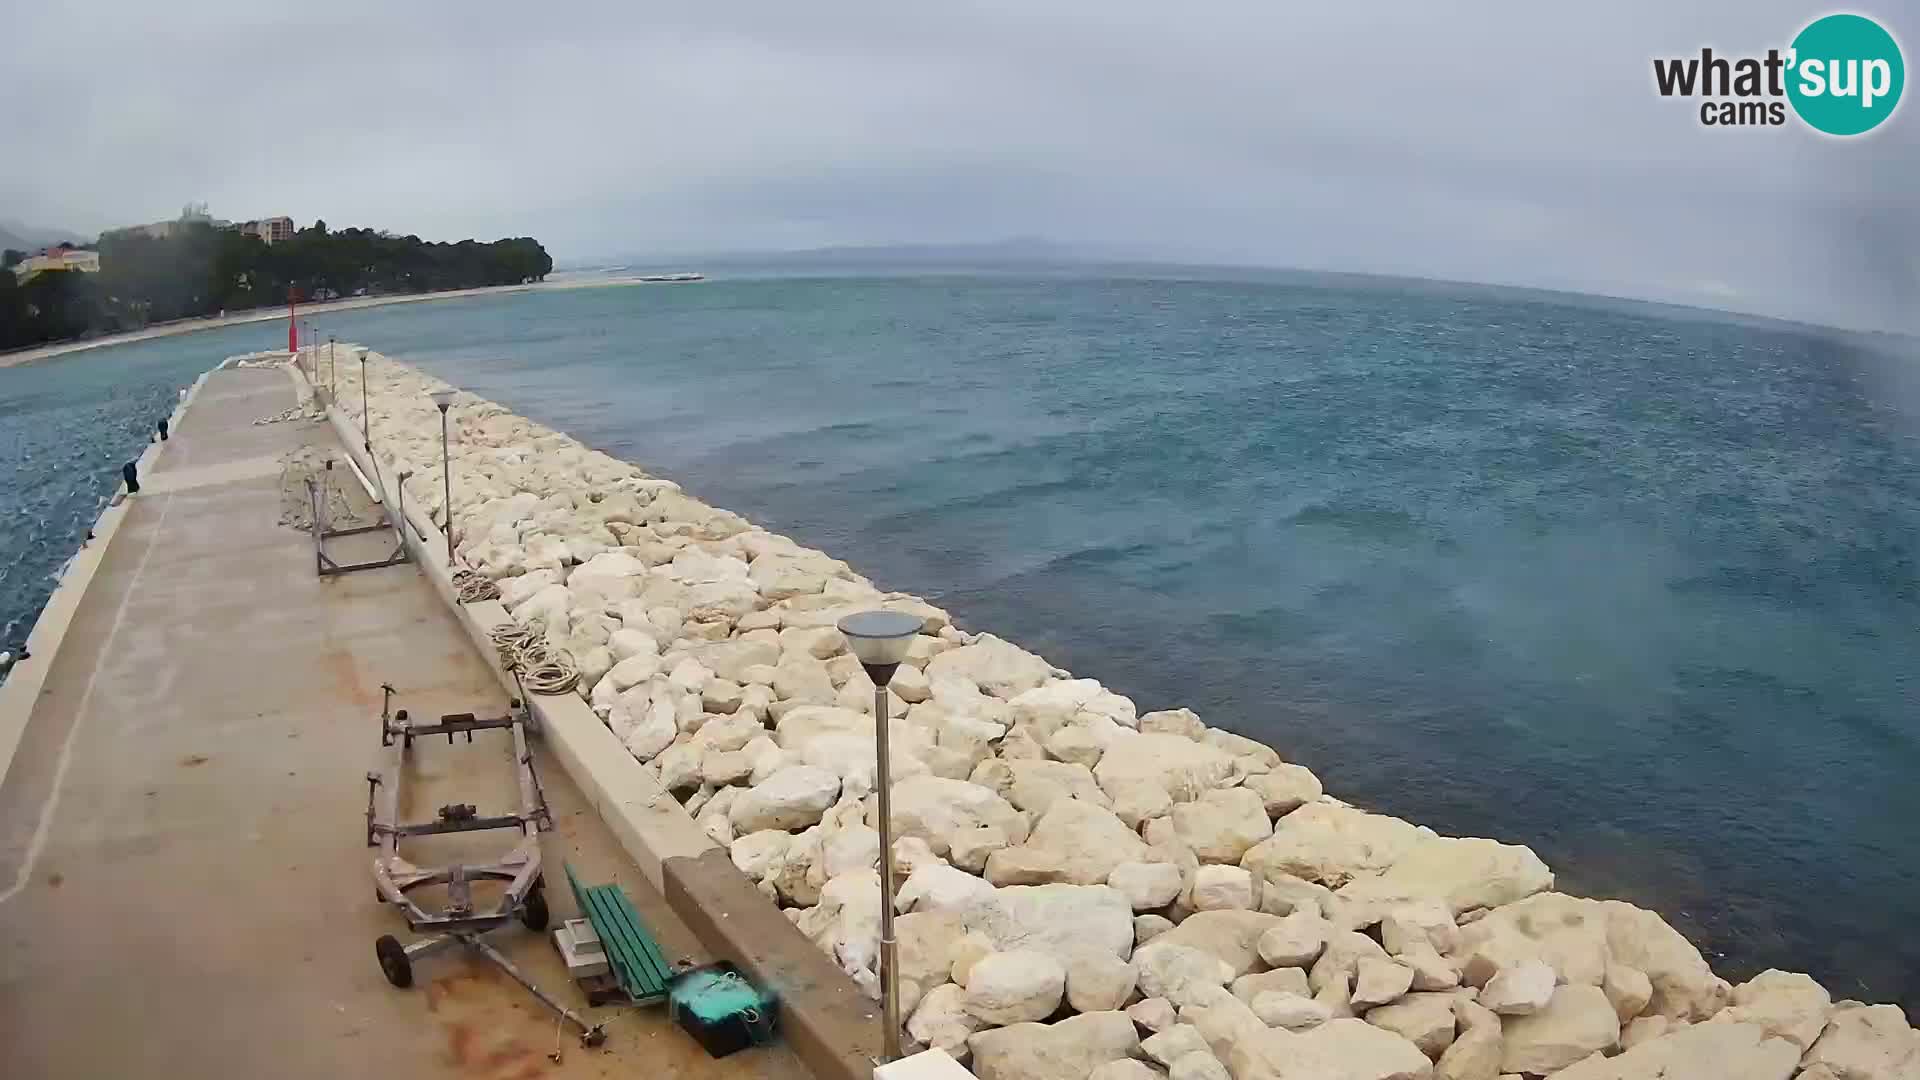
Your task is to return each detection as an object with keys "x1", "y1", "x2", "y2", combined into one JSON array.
[
  {"x1": 588, "y1": 890, "x2": 661, "y2": 997},
  {"x1": 565, "y1": 863, "x2": 672, "y2": 1002},
  {"x1": 596, "y1": 887, "x2": 672, "y2": 991}
]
